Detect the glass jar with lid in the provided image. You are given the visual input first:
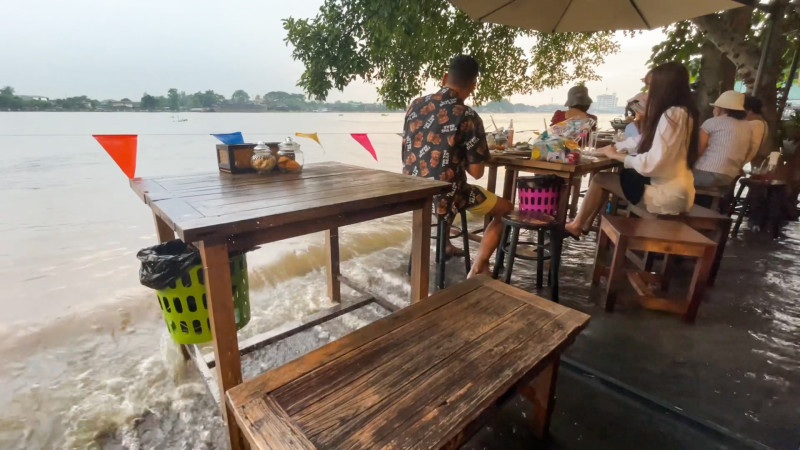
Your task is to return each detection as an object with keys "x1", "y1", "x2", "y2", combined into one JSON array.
[
  {"x1": 250, "y1": 141, "x2": 276, "y2": 174},
  {"x1": 277, "y1": 137, "x2": 304, "y2": 173}
]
